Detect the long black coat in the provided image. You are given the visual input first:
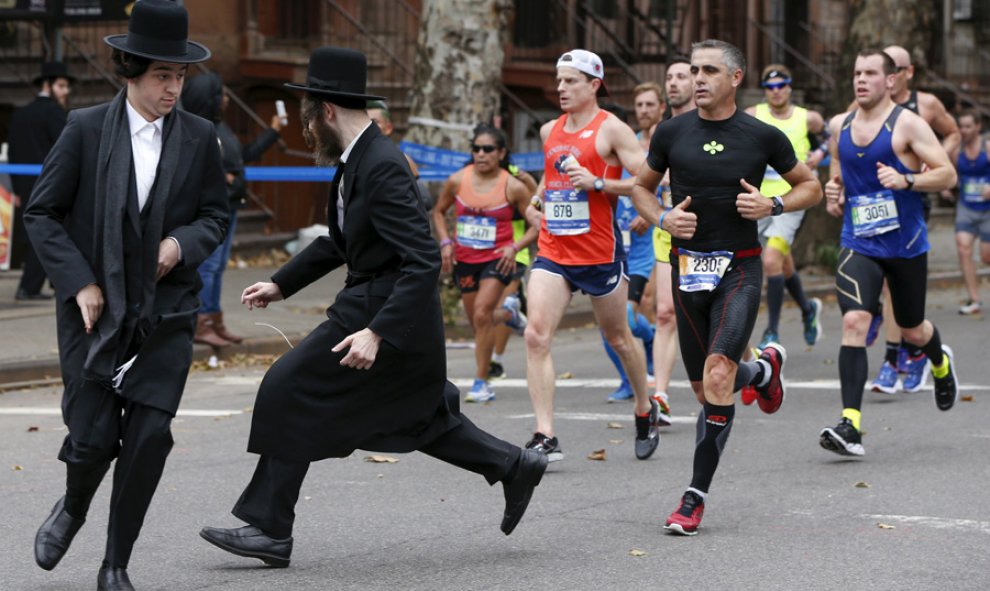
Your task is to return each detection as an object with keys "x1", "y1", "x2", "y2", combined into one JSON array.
[
  {"x1": 24, "y1": 103, "x2": 228, "y2": 414},
  {"x1": 247, "y1": 123, "x2": 459, "y2": 461},
  {"x1": 7, "y1": 95, "x2": 67, "y2": 264}
]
